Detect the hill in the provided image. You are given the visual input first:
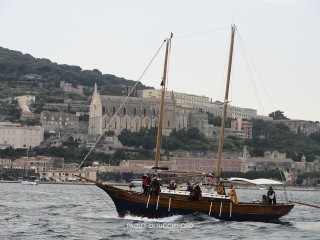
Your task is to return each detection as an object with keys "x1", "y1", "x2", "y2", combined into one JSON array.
[{"x1": 0, "y1": 46, "x2": 151, "y2": 100}]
